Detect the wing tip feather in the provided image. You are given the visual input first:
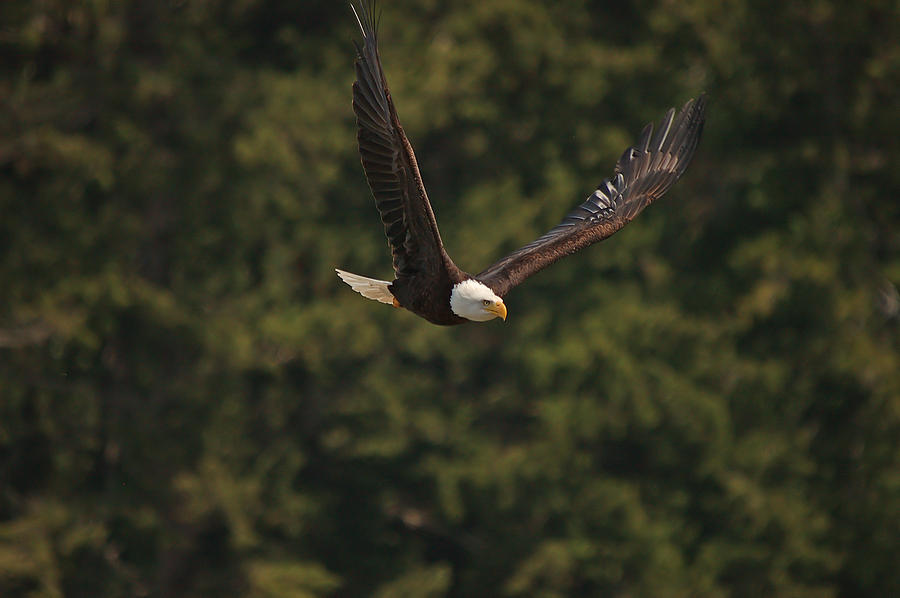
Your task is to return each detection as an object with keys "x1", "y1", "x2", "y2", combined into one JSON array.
[{"x1": 350, "y1": 1, "x2": 379, "y2": 41}]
